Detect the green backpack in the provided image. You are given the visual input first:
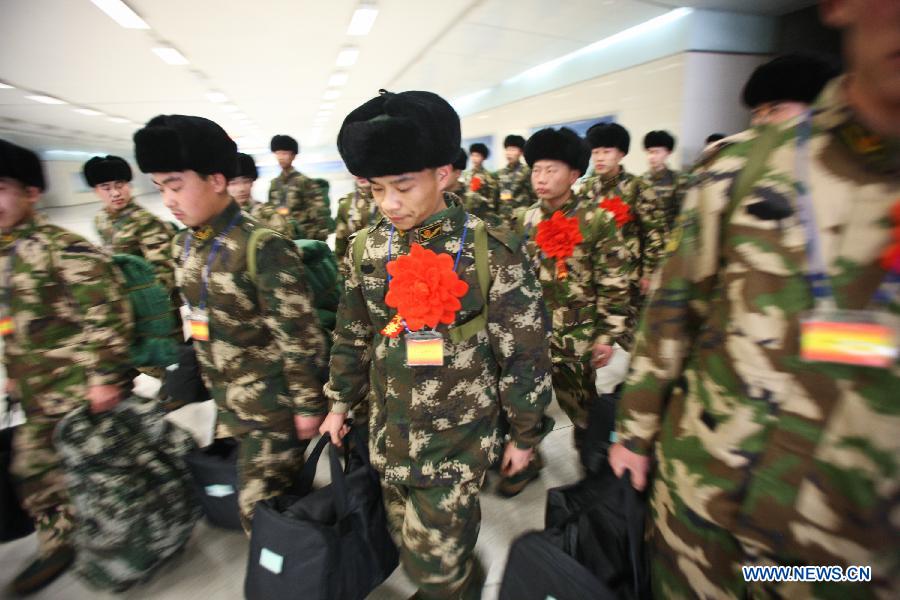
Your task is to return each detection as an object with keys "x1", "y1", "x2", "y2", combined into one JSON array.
[
  {"x1": 111, "y1": 254, "x2": 181, "y2": 367},
  {"x1": 246, "y1": 229, "x2": 341, "y2": 332}
]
